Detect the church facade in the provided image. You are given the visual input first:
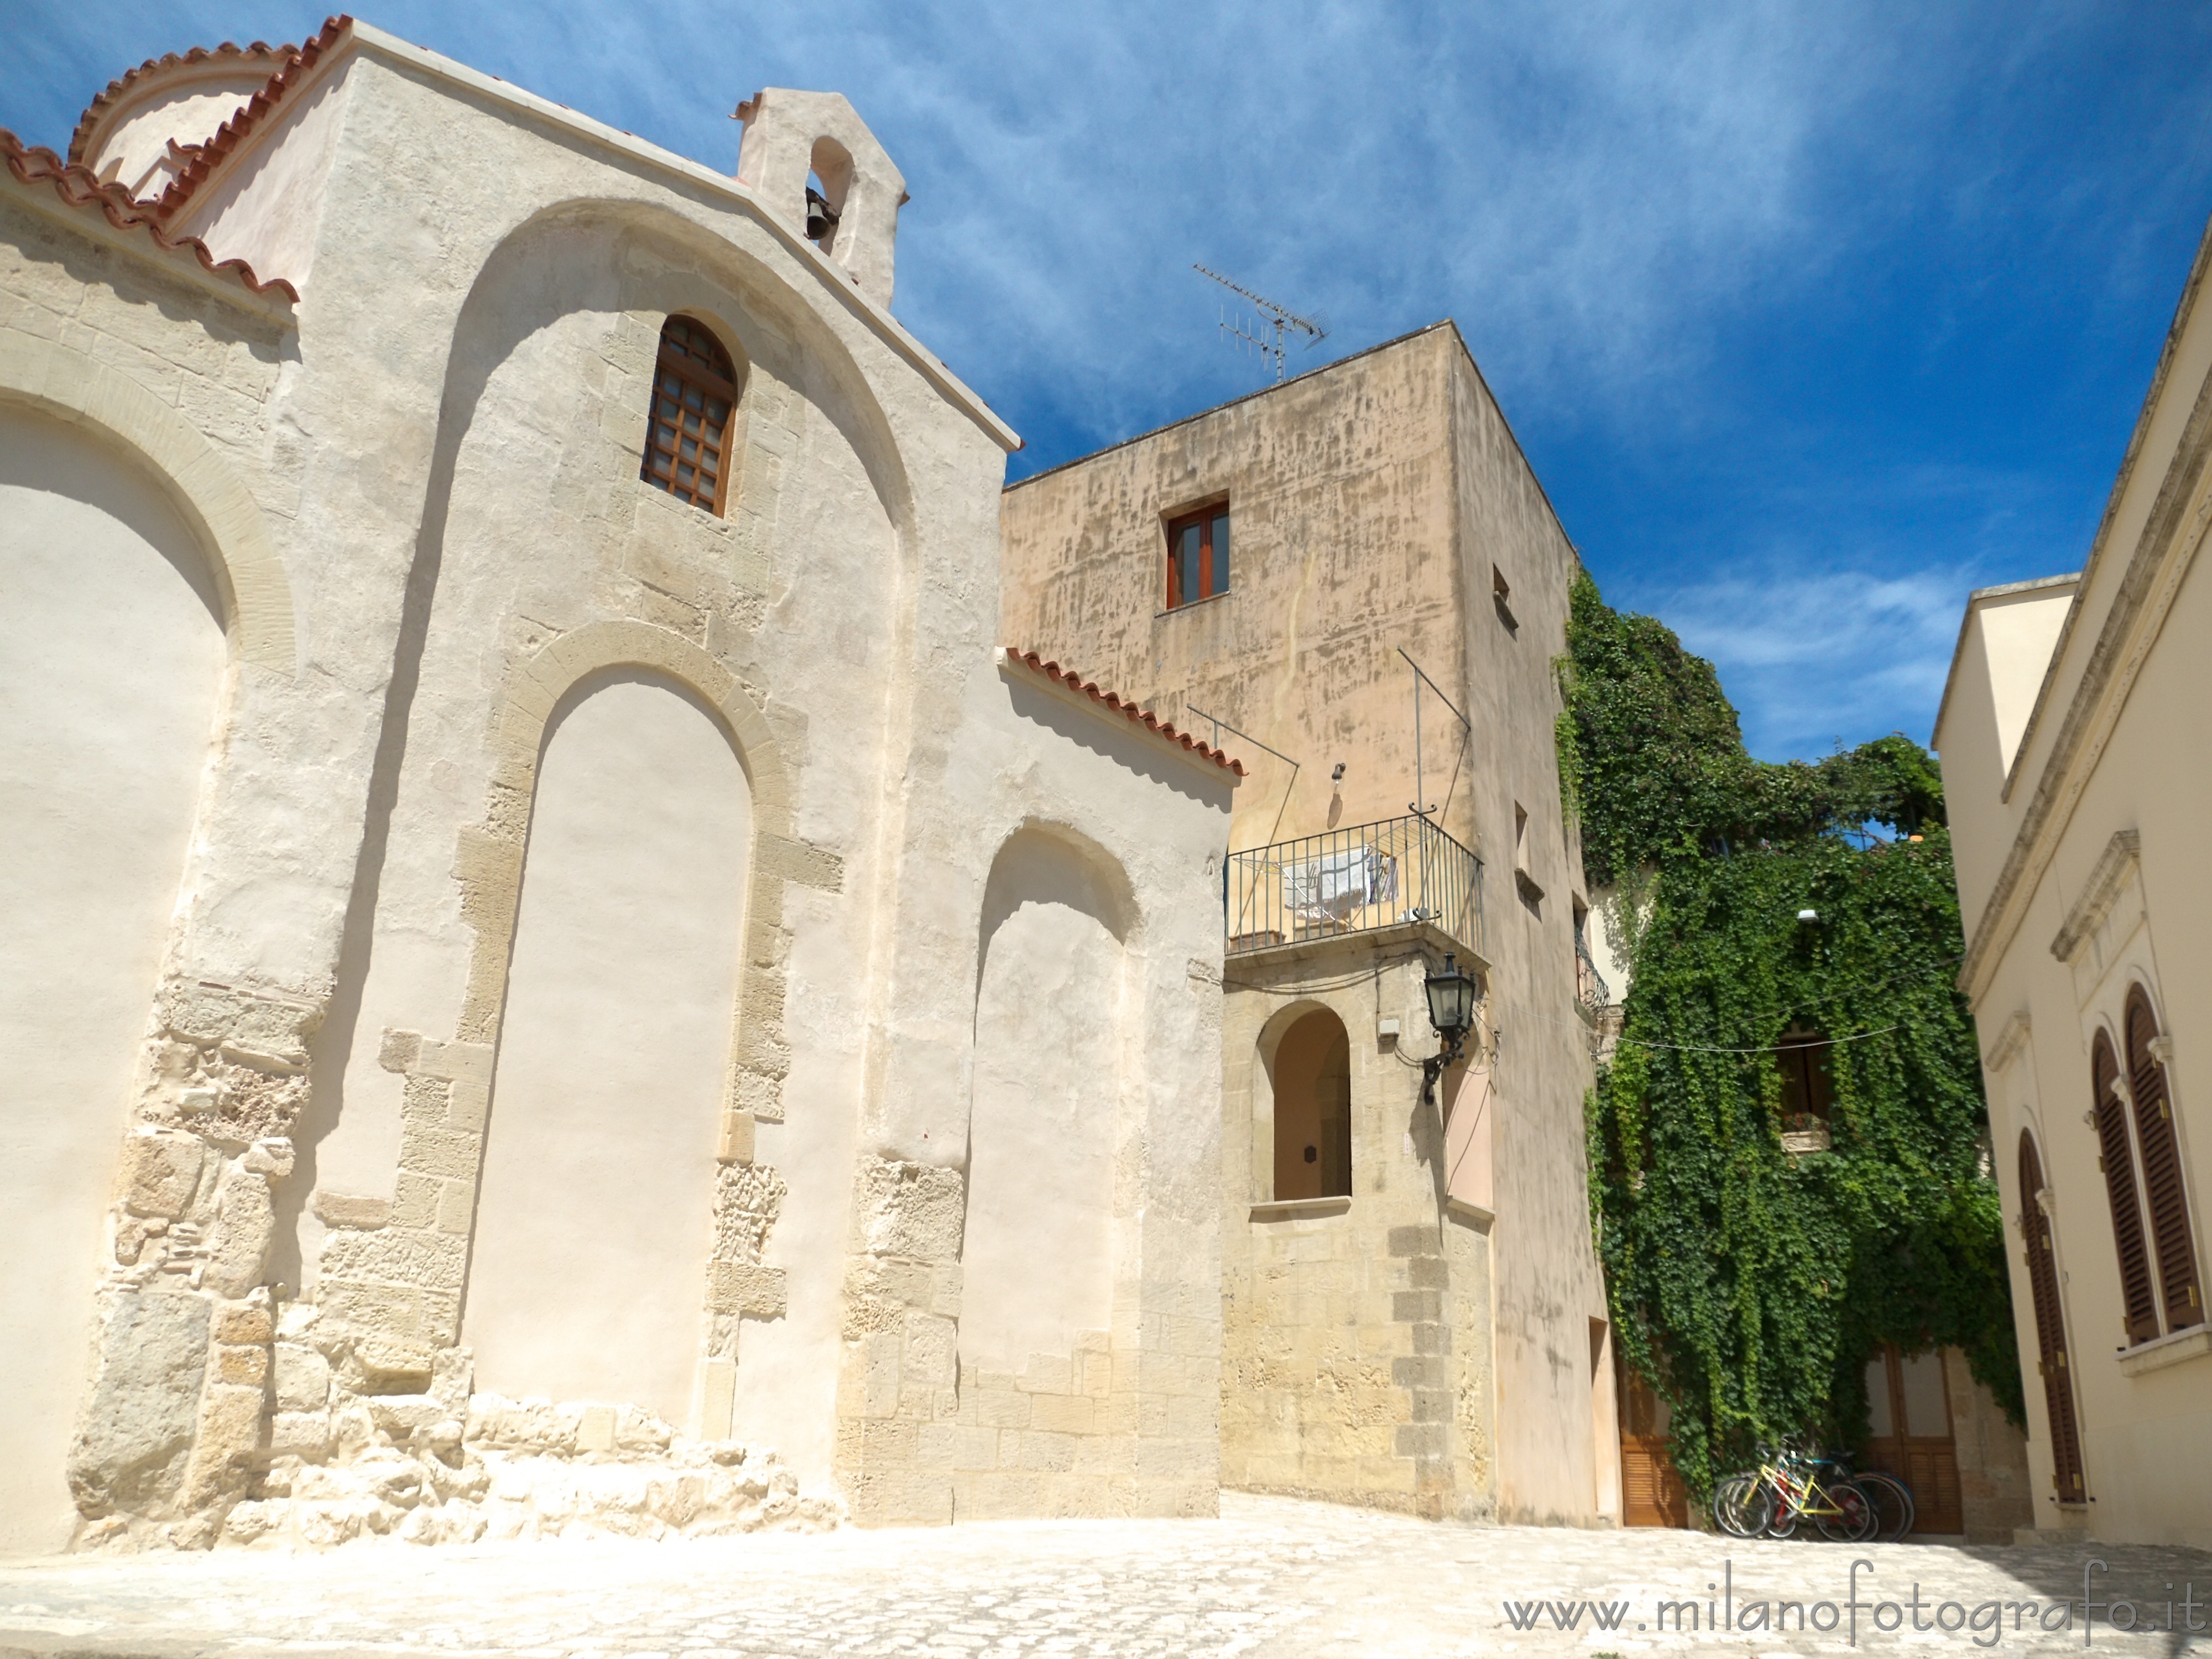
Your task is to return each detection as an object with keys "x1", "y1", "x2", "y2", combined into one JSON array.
[{"x1": 0, "y1": 19, "x2": 1238, "y2": 1552}]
